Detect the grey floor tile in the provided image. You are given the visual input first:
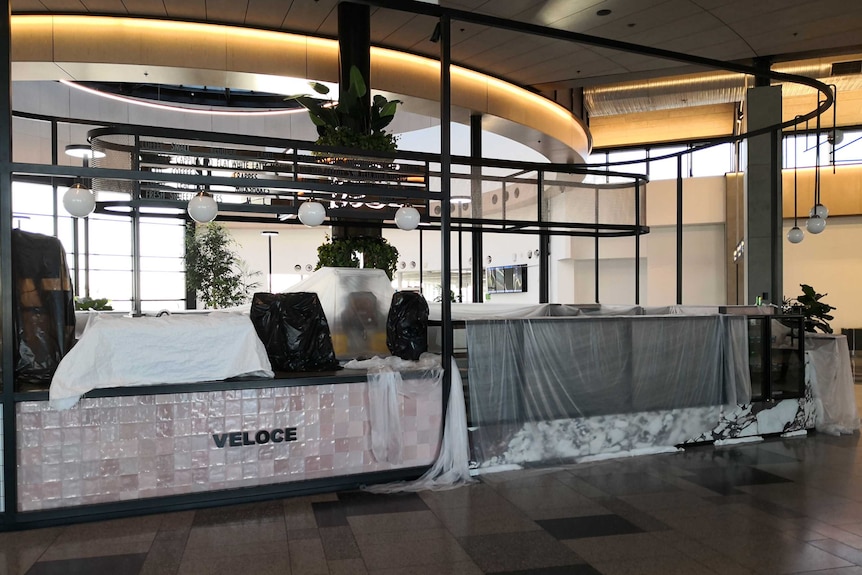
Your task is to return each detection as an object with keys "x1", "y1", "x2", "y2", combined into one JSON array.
[
  {"x1": 25, "y1": 553, "x2": 148, "y2": 575},
  {"x1": 537, "y1": 514, "x2": 643, "y2": 540},
  {"x1": 431, "y1": 498, "x2": 542, "y2": 537},
  {"x1": 191, "y1": 500, "x2": 284, "y2": 526},
  {"x1": 328, "y1": 558, "x2": 370, "y2": 575},
  {"x1": 591, "y1": 554, "x2": 723, "y2": 575},
  {"x1": 809, "y1": 538, "x2": 862, "y2": 565},
  {"x1": 564, "y1": 532, "x2": 678, "y2": 563},
  {"x1": 139, "y1": 538, "x2": 186, "y2": 575},
  {"x1": 0, "y1": 528, "x2": 63, "y2": 575},
  {"x1": 347, "y1": 510, "x2": 443, "y2": 534},
  {"x1": 457, "y1": 530, "x2": 584, "y2": 573},
  {"x1": 289, "y1": 536, "x2": 329, "y2": 575},
  {"x1": 38, "y1": 532, "x2": 156, "y2": 562},
  {"x1": 359, "y1": 530, "x2": 471, "y2": 570},
  {"x1": 176, "y1": 550, "x2": 290, "y2": 575},
  {"x1": 366, "y1": 561, "x2": 483, "y2": 575},
  {"x1": 183, "y1": 519, "x2": 286, "y2": 552},
  {"x1": 319, "y1": 525, "x2": 362, "y2": 560}
]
